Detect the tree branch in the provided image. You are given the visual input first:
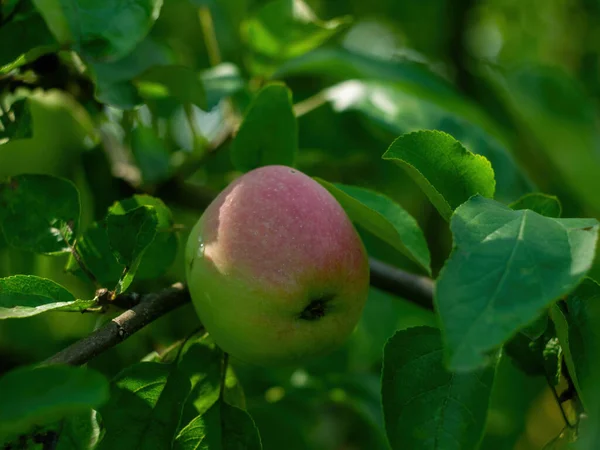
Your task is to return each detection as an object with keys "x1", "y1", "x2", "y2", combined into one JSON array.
[
  {"x1": 368, "y1": 258, "x2": 434, "y2": 311},
  {"x1": 44, "y1": 283, "x2": 190, "y2": 366},
  {"x1": 45, "y1": 263, "x2": 434, "y2": 366}
]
